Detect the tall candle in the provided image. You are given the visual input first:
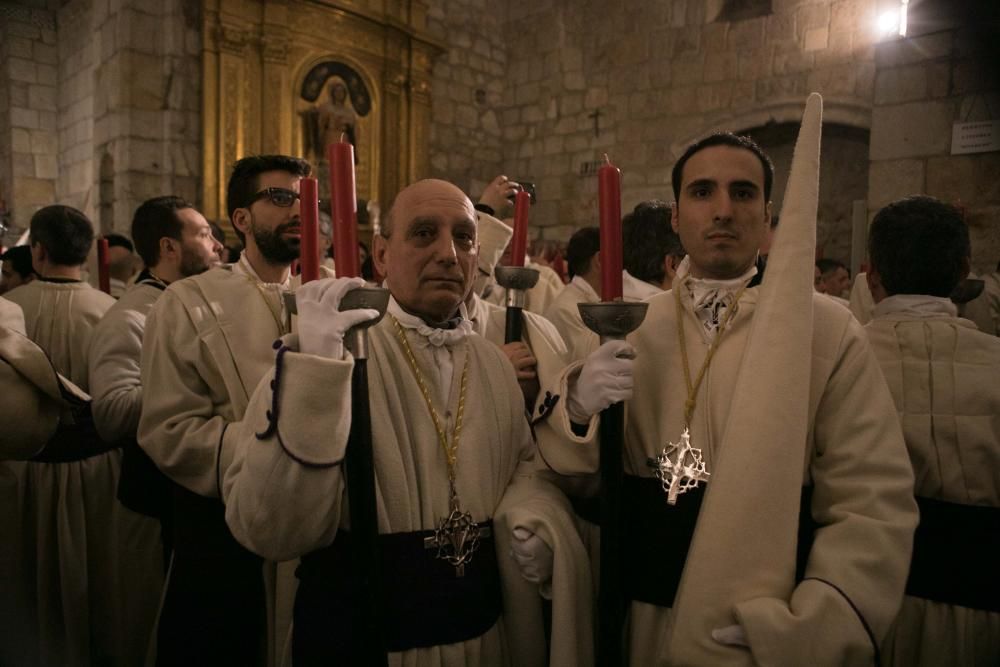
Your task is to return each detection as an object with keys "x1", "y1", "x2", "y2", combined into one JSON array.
[
  {"x1": 97, "y1": 237, "x2": 111, "y2": 294},
  {"x1": 299, "y1": 177, "x2": 320, "y2": 283},
  {"x1": 598, "y1": 154, "x2": 623, "y2": 300},
  {"x1": 509, "y1": 190, "x2": 531, "y2": 267},
  {"x1": 327, "y1": 136, "x2": 359, "y2": 278}
]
